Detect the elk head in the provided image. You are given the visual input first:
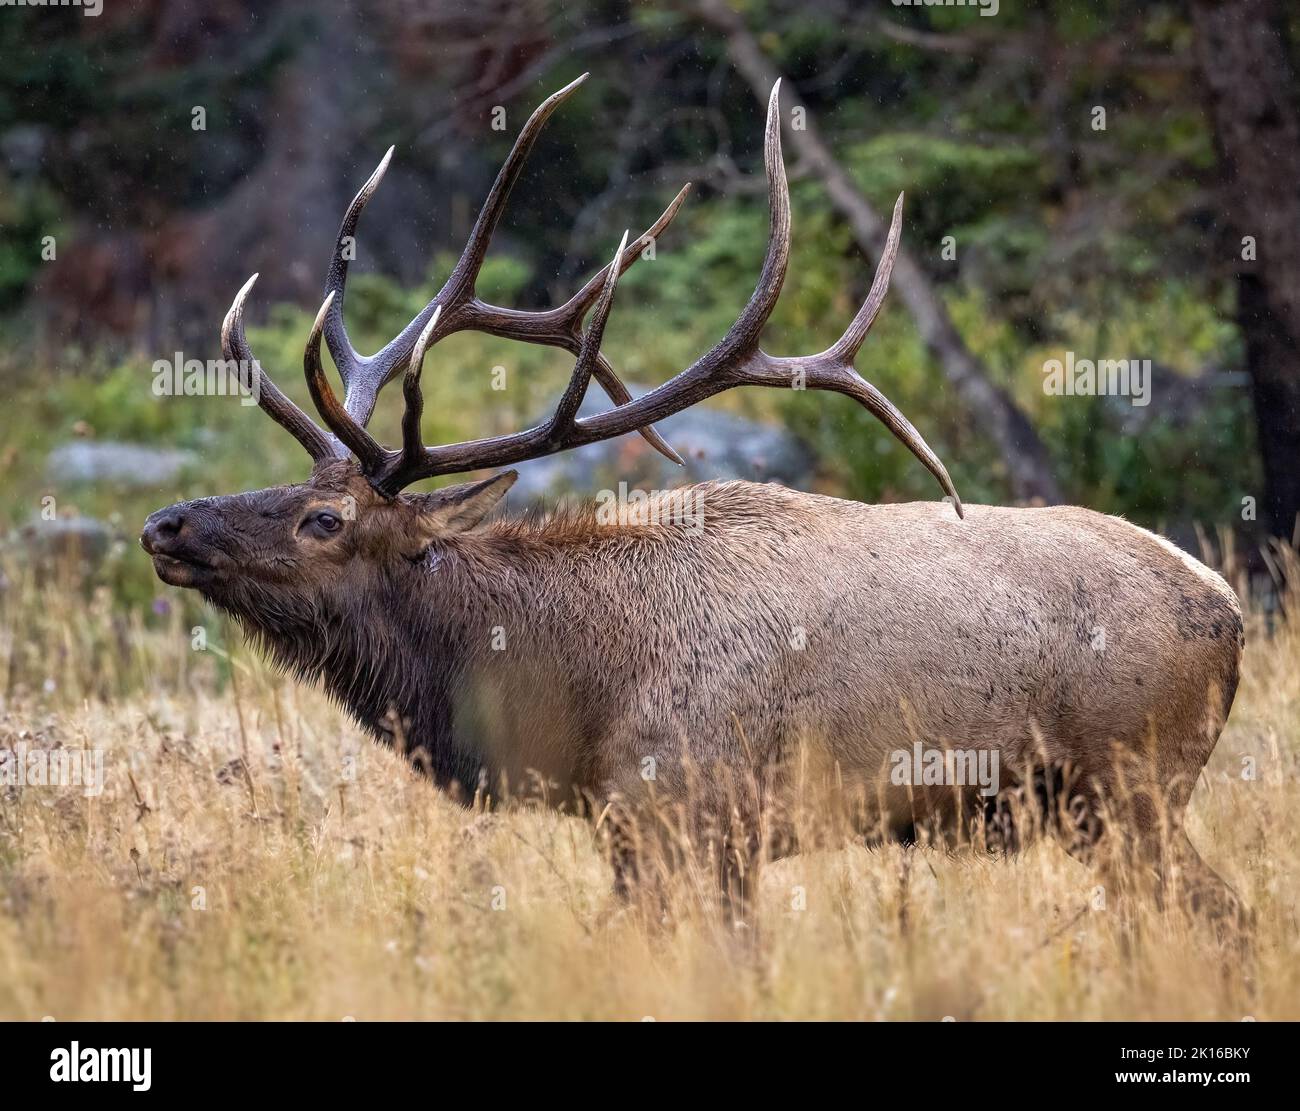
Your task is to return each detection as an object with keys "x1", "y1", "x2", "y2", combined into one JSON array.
[{"x1": 142, "y1": 75, "x2": 962, "y2": 633}]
